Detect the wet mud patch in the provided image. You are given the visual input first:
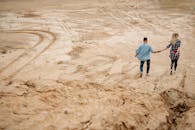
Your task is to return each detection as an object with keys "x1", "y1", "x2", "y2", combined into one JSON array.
[
  {"x1": 67, "y1": 46, "x2": 85, "y2": 59},
  {"x1": 0, "y1": 49, "x2": 7, "y2": 54},
  {"x1": 160, "y1": 88, "x2": 191, "y2": 130},
  {"x1": 22, "y1": 11, "x2": 40, "y2": 18}
]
